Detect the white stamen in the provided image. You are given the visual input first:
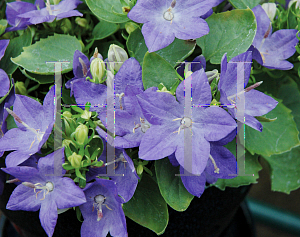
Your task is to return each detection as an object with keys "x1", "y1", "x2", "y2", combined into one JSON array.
[{"x1": 209, "y1": 155, "x2": 220, "y2": 174}]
